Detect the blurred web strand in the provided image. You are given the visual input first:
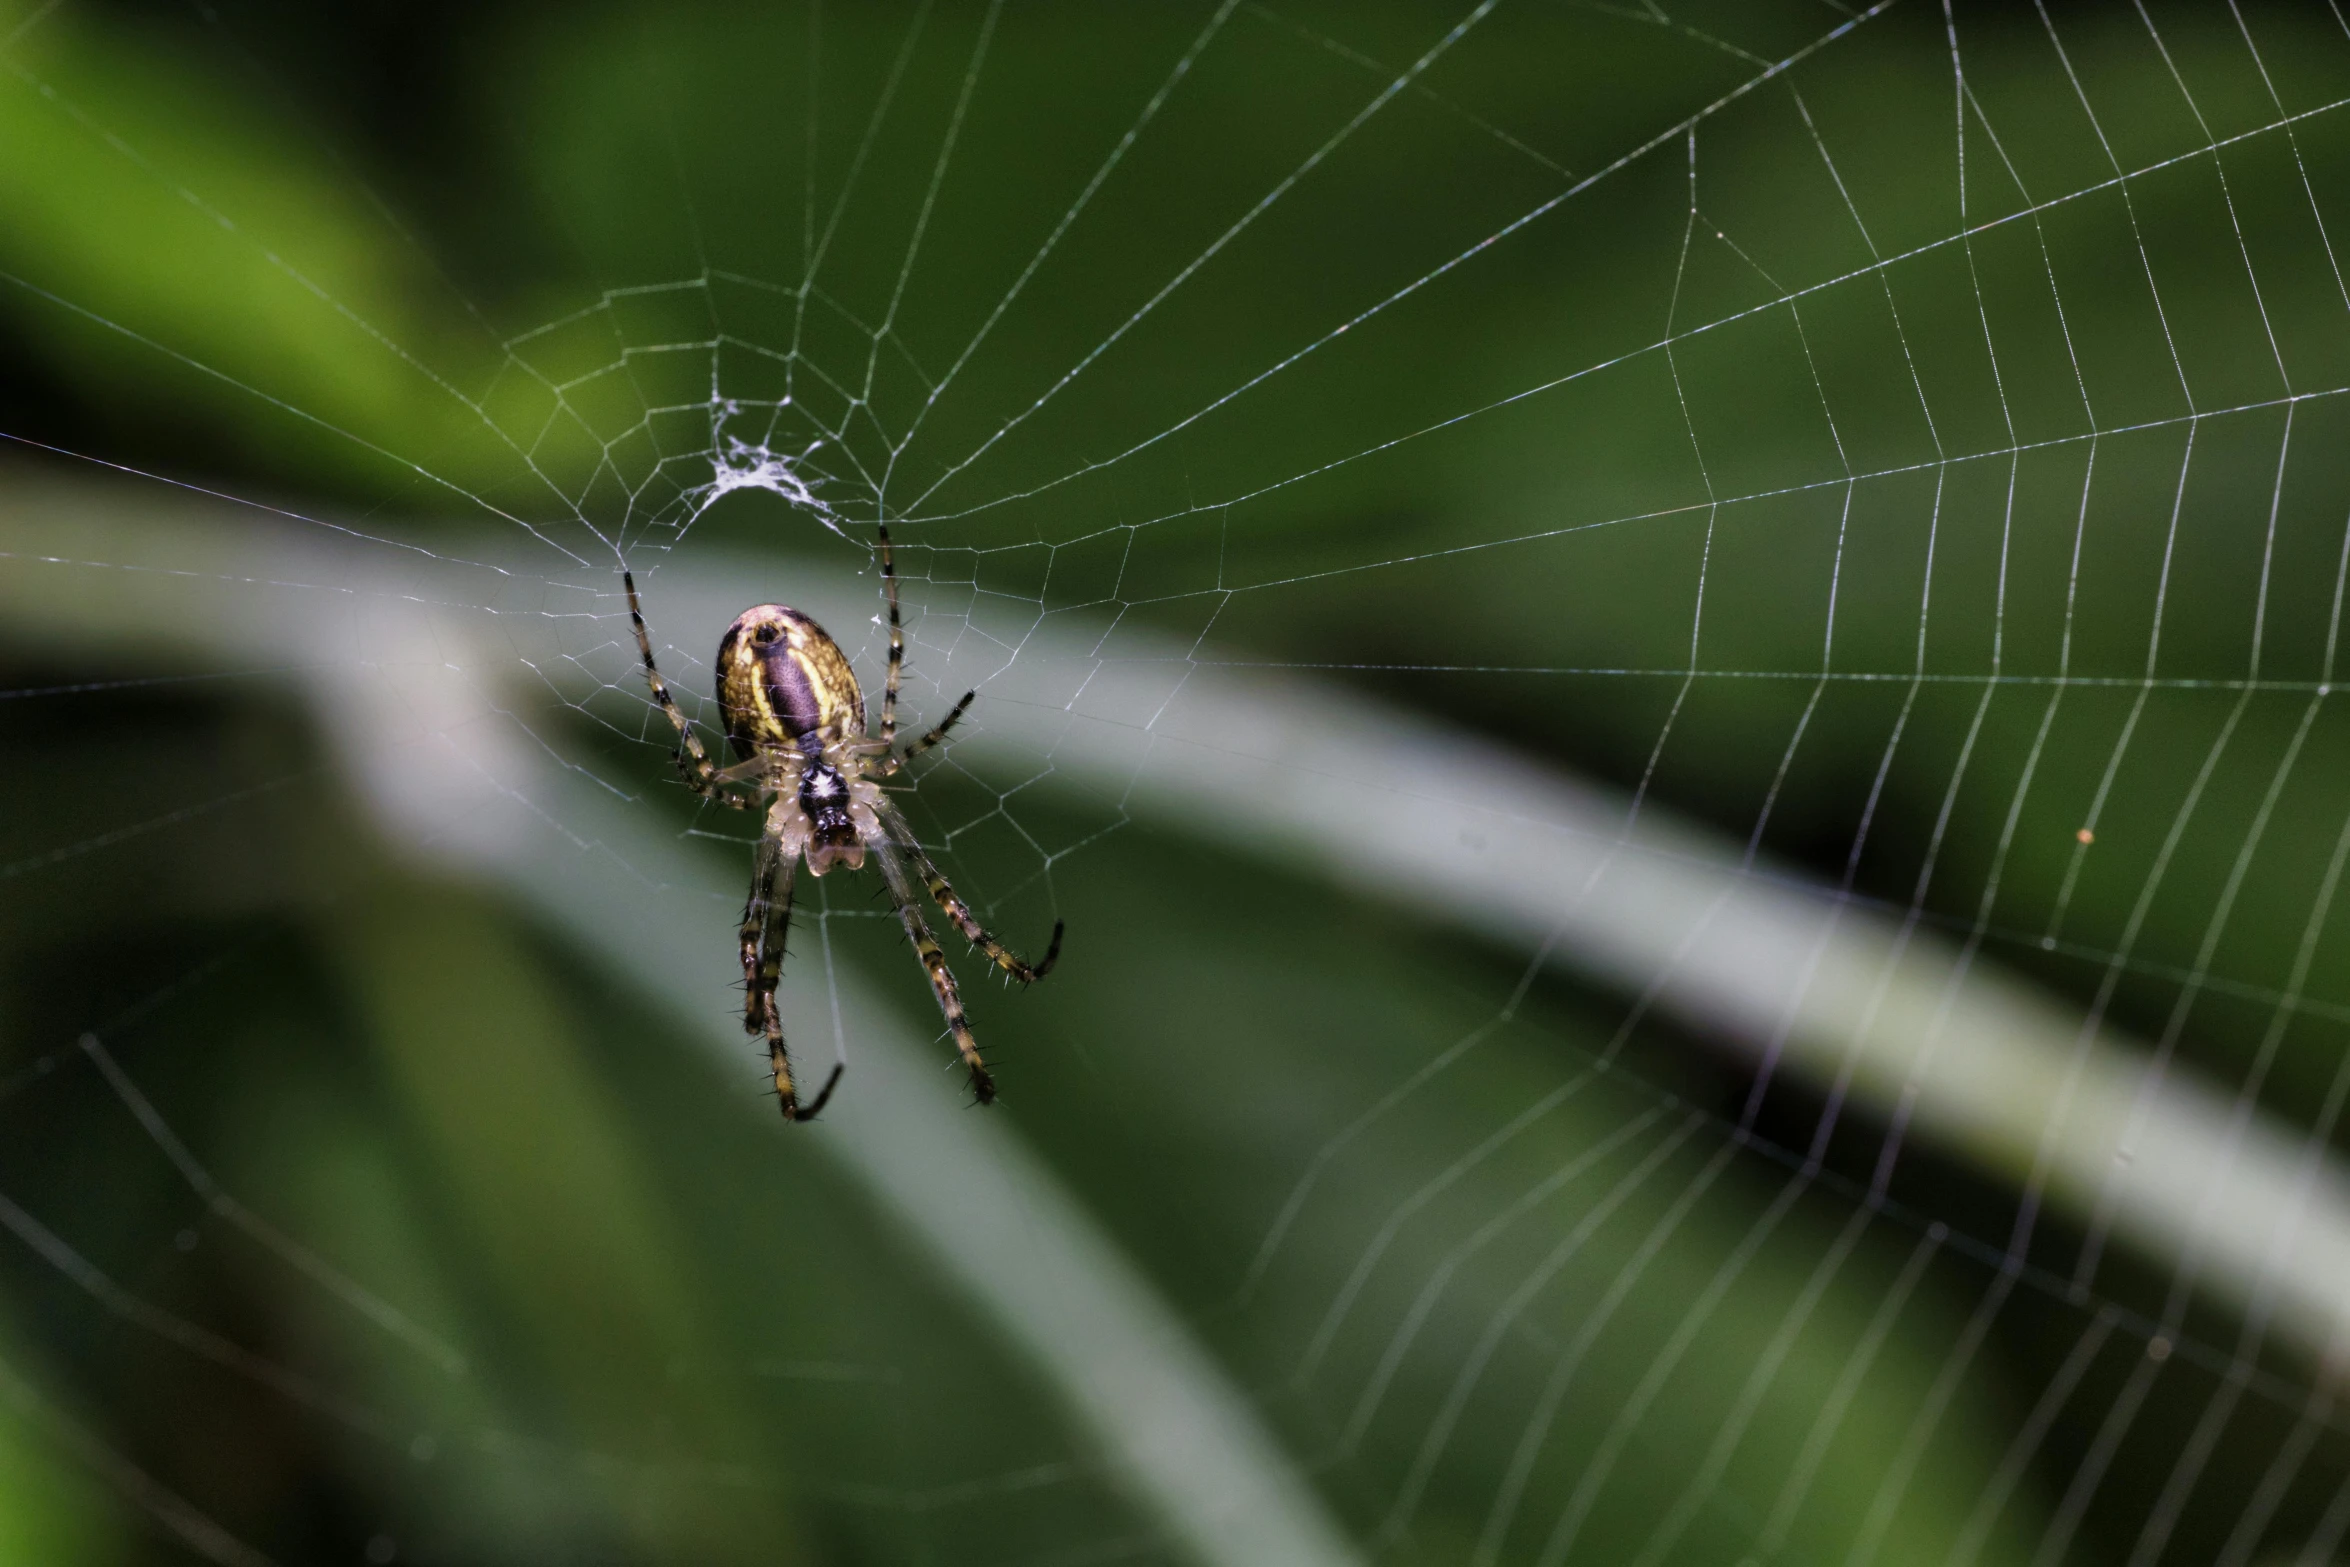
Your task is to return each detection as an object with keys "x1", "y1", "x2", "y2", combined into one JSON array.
[
  {"x1": 900, "y1": 0, "x2": 1514, "y2": 512},
  {"x1": 902, "y1": 0, "x2": 1896, "y2": 524},
  {"x1": 885, "y1": 0, "x2": 1242, "y2": 465},
  {"x1": 0, "y1": 1185, "x2": 397, "y2": 1441},
  {"x1": 0, "y1": 1343, "x2": 272, "y2": 1567},
  {"x1": 77, "y1": 1034, "x2": 466, "y2": 1377}
]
